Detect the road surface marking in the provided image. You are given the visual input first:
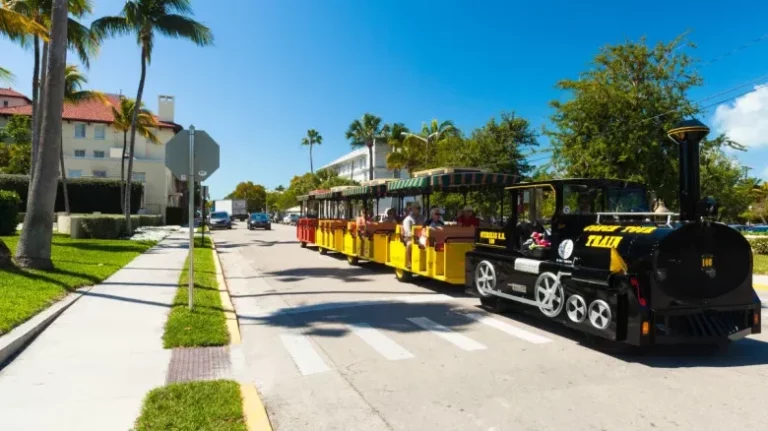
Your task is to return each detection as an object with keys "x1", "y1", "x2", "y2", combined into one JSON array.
[
  {"x1": 407, "y1": 317, "x2": 487, "y2": 351},
  {"x1": 279, "y1": 334, "x2": 331, "y2": 376},
  {"x1": 397, "y1": 294, "x2": 455, "y2": 303},
  {"x1": 464, "y1": 313, "x2": 552, "y2": 344},
  {"x1": 347, "y1": 323, "x2": 415, "y2": 361}
]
